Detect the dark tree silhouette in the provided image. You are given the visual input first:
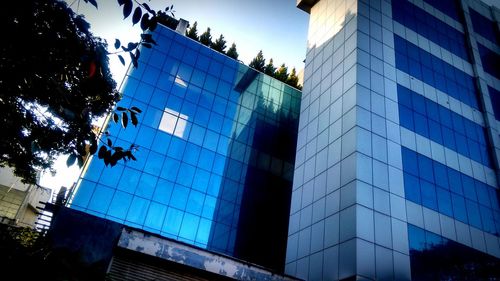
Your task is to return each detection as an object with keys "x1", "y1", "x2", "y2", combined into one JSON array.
[
  {"x1": 274, "y1": 63, "x2": 288, "y2": 82},
  {"x1": 249, "y1": 50, "x2": 266, "y2": 72},
  {"x1": 211, "y1": 34, "x2": 227, "y2": 52},
  {"x1": 0, "y1": 0, "x2": 171, "y2": 183},
  {"x1": 199, "y1": 27, "x2": 212, "y2": 46},
  {"x1": 226, "y1": 43, "x2": 239, "y2": 59},
  {"x1": 264, "y1": 59, "x2": 276, "y2": 76},
  {"x1": 286, "y1": 67, "x2": 299, "y2": 88},
  {"x1": 186, "y1": 21, "x2": 199, "y2": 41}
]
